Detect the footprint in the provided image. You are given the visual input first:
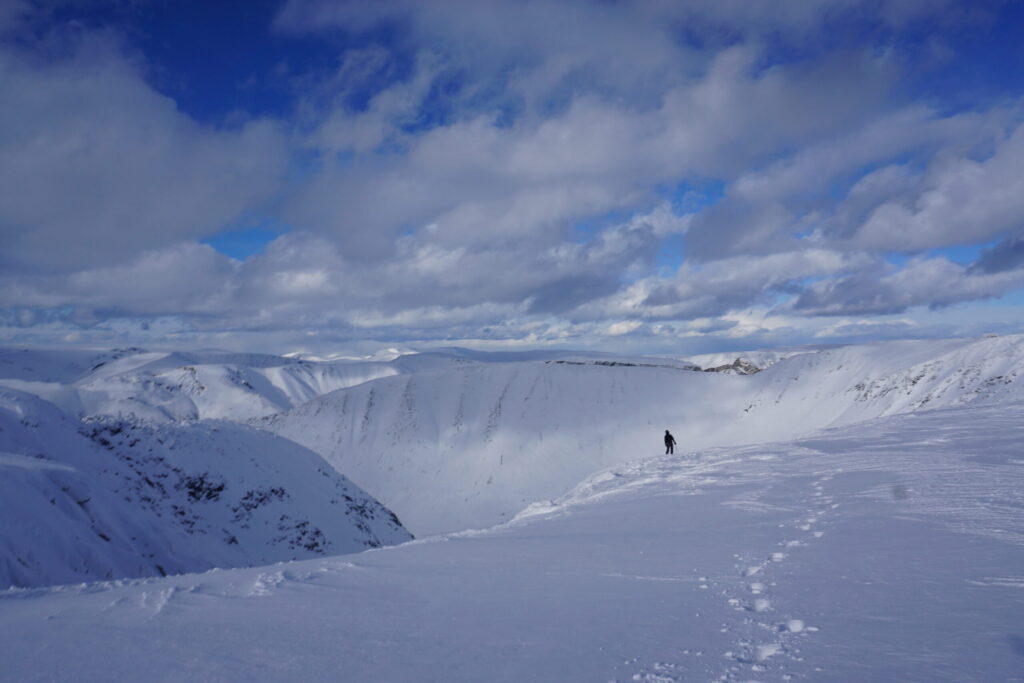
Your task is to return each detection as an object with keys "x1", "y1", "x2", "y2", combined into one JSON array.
[
  {"x1": 248, "y1": 571, "x2": 284, "y2": 597},
  {"x1": 784, "y1": 619, "x2": 805, "y2": 633},
  {"x1": 770, "y1": 552, "x2": 785, "y2": 562}
]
